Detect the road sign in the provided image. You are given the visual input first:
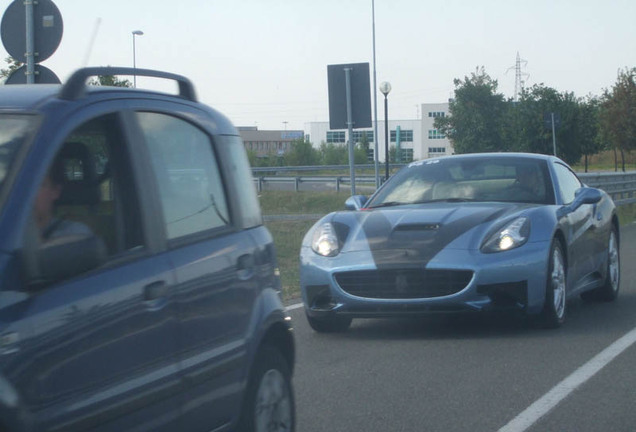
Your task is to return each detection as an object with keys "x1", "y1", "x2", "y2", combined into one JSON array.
[
  {"x1": 543, "y1": 112, "x2": 561, "y2": 129},
  {"x1": 327, "y1": 63, "x2": 372, "y2": 130},
  {"x1": 1, "y1": 0, "x2": 63, "y2": 63},
  {"x1": 5, "y1": 64, "x2": 60, "y2": 84}
]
